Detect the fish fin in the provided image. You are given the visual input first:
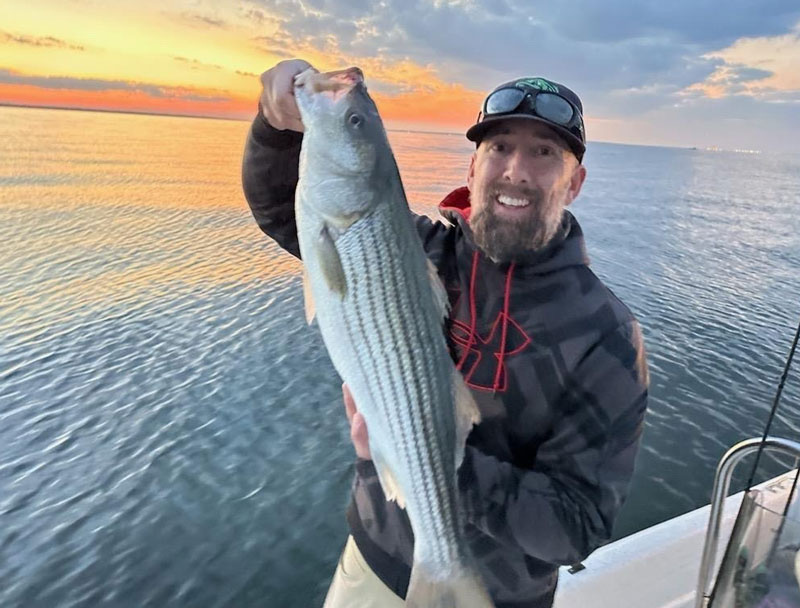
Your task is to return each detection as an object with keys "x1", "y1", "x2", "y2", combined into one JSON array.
[
  {"x1": 372, "y1": 450, "x2": 406, "y2": 509},
  {"x1": 317, "y1": 224, "x2": 347, "y2": 298},
  {"x1": 453, "y1": 369, "x2": 481, "y2": 470},
  {"x1": 795, "y1": 548, "x2": 800, "y2": 590},
  {"x1": 326, "y1": 211, "x2": 364, "y2": 231},
  {"x1": 427, "y1": 258, "x2": 449, "y2": 320},
  {"x1": 302, "y1": 267, "x2": 316, "y2": 324},
  {"x1": 406, "y1": 564, "x2": 494, "y2": 608}
]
